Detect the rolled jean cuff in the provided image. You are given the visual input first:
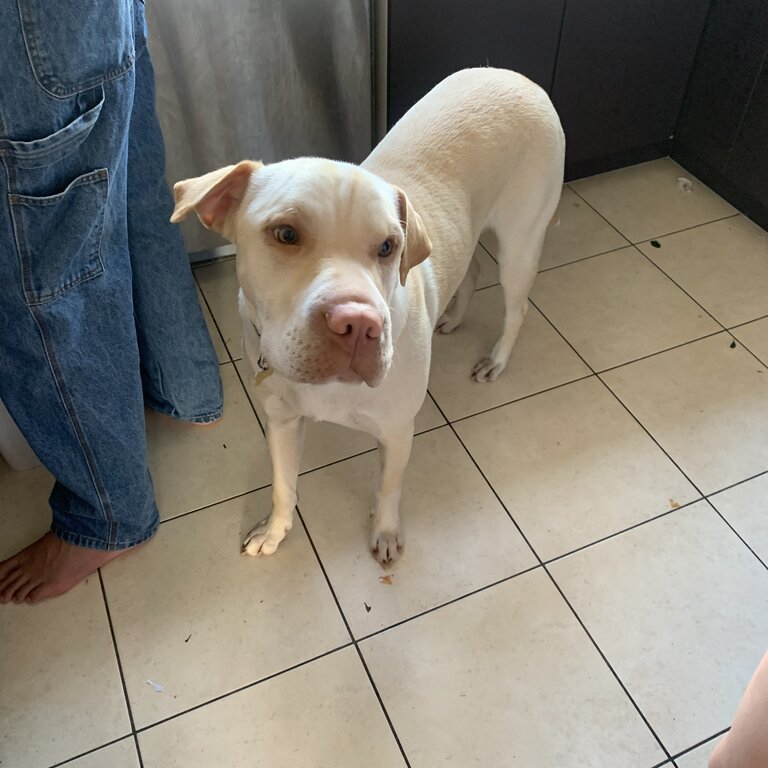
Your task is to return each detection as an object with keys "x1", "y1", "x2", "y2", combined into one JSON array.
[
  {"x1": 146, "y1": 401, "x2": 223, "y2": 424},
  {"x1": 51, "y1": 515, "x2": 159, "y2": 552}
]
